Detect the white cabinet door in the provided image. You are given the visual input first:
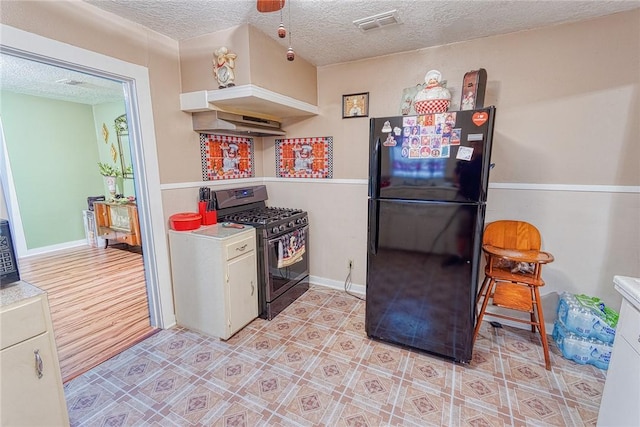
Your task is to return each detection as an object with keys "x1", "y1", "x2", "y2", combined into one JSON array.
[
  {"x1": 226, "y1": 251, "x2": 259, "y2": 337},
  {"x1": 597, "y1": 335, "x2": 640, "y2": 426},
  {"x1": 1, "y1": 332, "x2": 69, "y2": 426}
]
